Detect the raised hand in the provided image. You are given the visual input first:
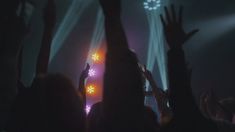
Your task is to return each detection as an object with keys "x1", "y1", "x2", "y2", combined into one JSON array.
[
  {"x1": 79, "y1": 63, "x2": 90, "y2": 107},
  {"x1": 99, "y1": 0, "x2": 121, "y2": 17},
  {"x1": 141, "y1": 65, "x2": 172, "y2": 124},
  {"x1": 160, "y1": 5, "x2": 199, "y2": 49},
  {"x1": 43, "y1": 0, "x2": 56, "y2": 28}
]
